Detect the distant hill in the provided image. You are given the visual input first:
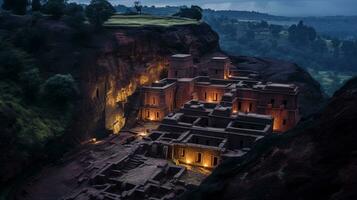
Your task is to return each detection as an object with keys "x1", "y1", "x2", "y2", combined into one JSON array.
[{"x1": 115, "y1": 5, "x2": 357, "y2": 40}]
